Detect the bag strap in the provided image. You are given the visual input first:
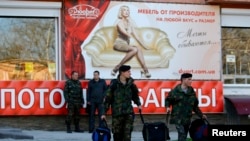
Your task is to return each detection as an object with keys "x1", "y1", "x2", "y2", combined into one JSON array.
[
  {"x1": 166, "y1": 111, "x2": 171, "y2": 126},
  {"x1": 102, "y1": 119, "x2": 109, "y2": 128},
  {"x1": 140, "y1": 110, "x2": 171, "y2": 125},
  {"x1": 139, "y1": 109, "x2": 145, "y2": 124},
  {"x1": 204, "y1": 118, "x2": 210, "y2": 125}
]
